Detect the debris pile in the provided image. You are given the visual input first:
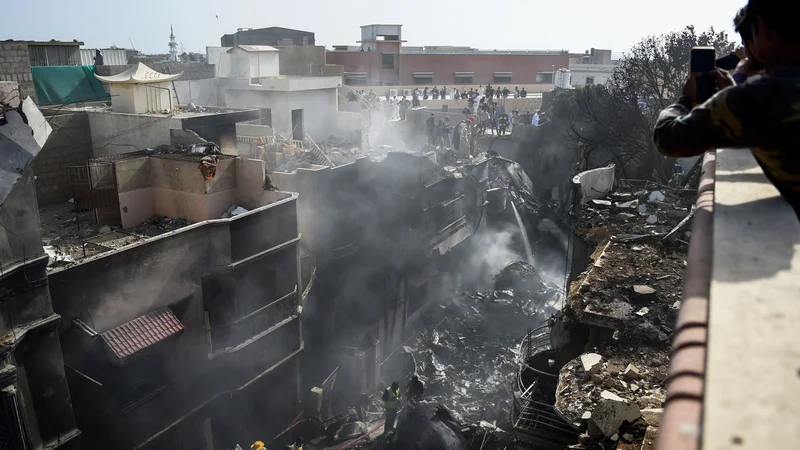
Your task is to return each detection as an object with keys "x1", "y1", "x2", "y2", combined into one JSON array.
[
  {"x1": 553, "y1": 179, "x2": 692, "y2": 449},
  {"x1": 39, "y1": 202, "x2": 191, "y2": 271}
]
